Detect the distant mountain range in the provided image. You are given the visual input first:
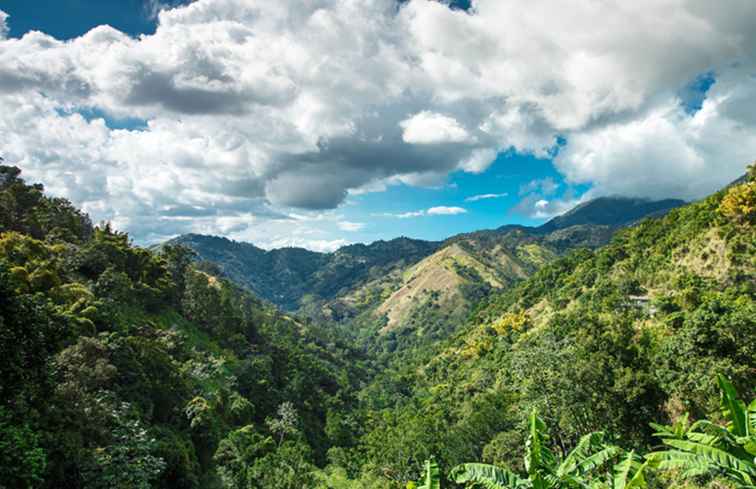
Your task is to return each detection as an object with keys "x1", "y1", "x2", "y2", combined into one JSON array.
[
  {"x1": 535, "y1": 197, "x2": 686, "y2": 233},
  {"x1": 166, "y1": 196, "x2": 684, "y2": 350}
]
